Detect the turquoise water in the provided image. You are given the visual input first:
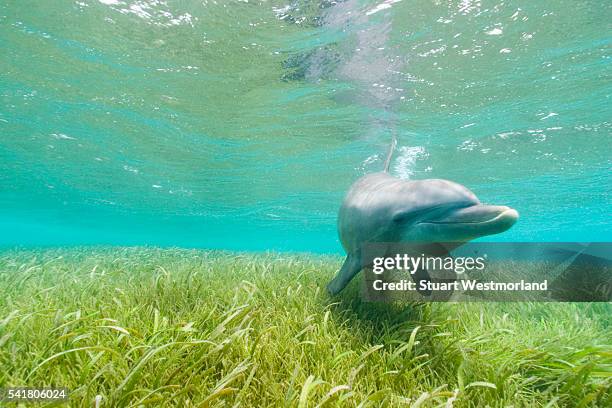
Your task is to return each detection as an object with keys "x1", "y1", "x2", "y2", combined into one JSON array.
[{"x1": 1, "y1": 0, "x2": 610, "y2": 252}]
